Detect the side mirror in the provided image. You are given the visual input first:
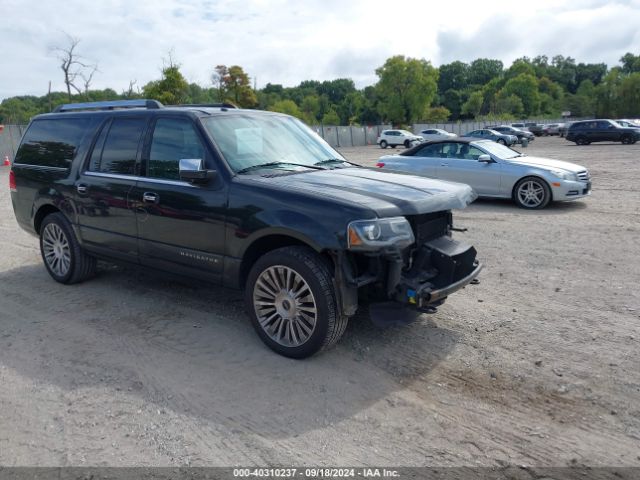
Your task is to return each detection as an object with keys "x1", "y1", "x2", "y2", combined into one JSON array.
[
  {"x1": 179, "y1": 158, "x2": 216, "y2": 183},
  {"x1": 478, "y1": 154, "x2": 493, "y2": 163}
]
